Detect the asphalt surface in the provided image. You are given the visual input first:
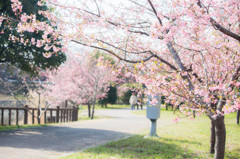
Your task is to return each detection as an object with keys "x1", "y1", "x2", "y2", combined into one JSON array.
[{"x1": 0, "y1": 108, "x2": 149, "y2": 159}]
